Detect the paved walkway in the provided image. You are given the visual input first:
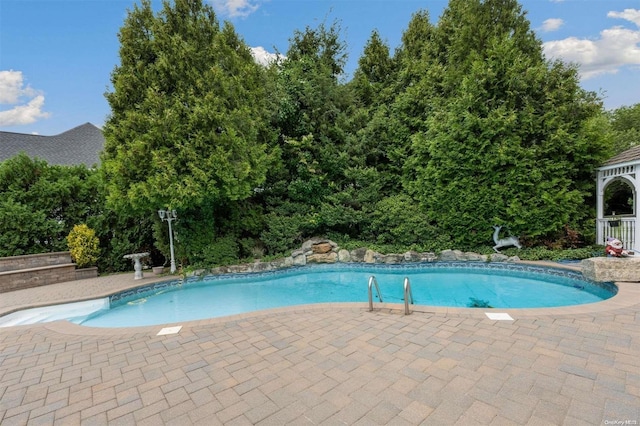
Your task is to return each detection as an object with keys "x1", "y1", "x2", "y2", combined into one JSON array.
[{"x1": 1, "y1": 269, "x2": 639, "y2": 425}]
